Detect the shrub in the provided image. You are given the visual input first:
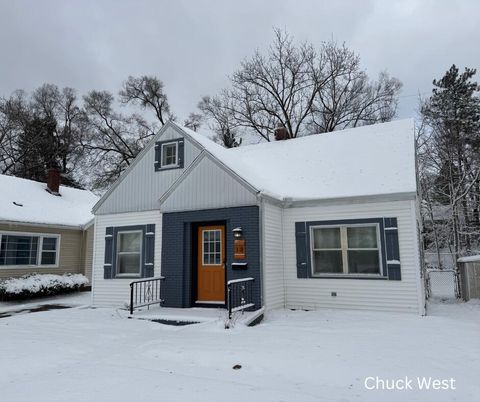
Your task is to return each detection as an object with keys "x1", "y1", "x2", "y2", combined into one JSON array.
[{"x1": 0, "y1": 273, "x2": 89, "y2": 301}]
